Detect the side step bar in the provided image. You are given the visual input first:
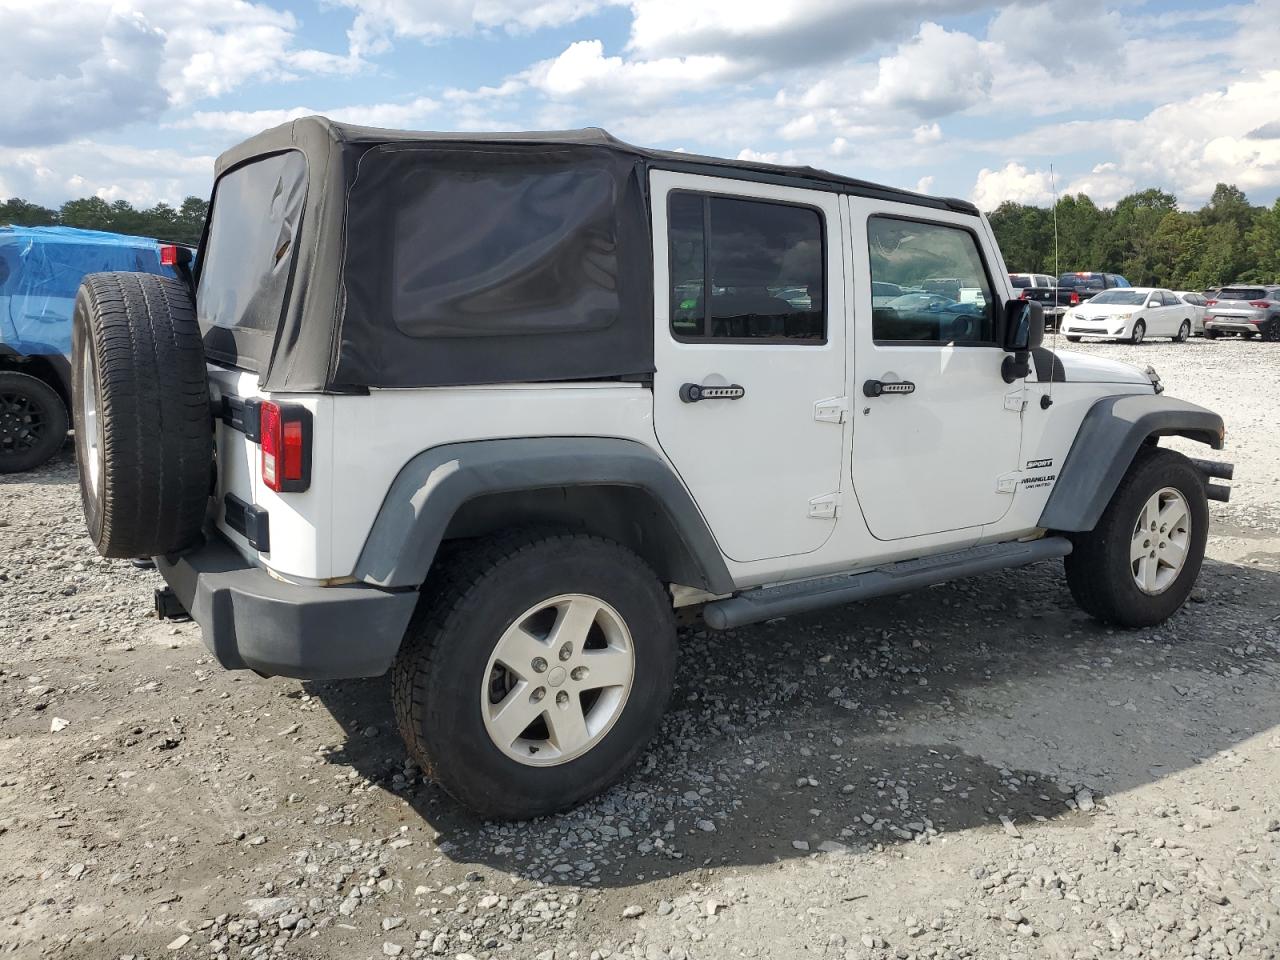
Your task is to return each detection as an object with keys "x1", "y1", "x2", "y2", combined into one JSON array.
[{"x1": 702, "y1": 537, "x2": 1073, "y2": 631}]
